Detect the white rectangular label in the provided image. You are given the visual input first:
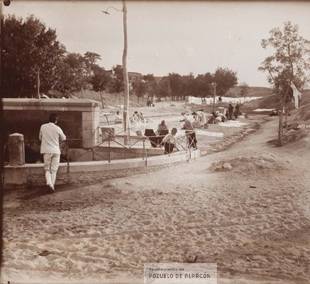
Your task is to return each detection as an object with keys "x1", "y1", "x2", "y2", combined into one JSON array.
[{"x1": 144, "y1": 263, "x2": 217, "y2": 284}]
